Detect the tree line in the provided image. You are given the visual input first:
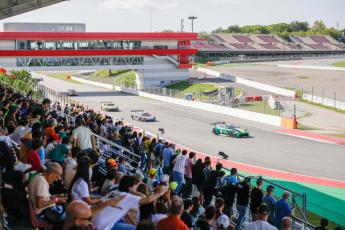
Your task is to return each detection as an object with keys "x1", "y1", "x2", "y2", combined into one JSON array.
[{"x1": 208, "y1": 20, "x2": 345, "y2": 41}]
